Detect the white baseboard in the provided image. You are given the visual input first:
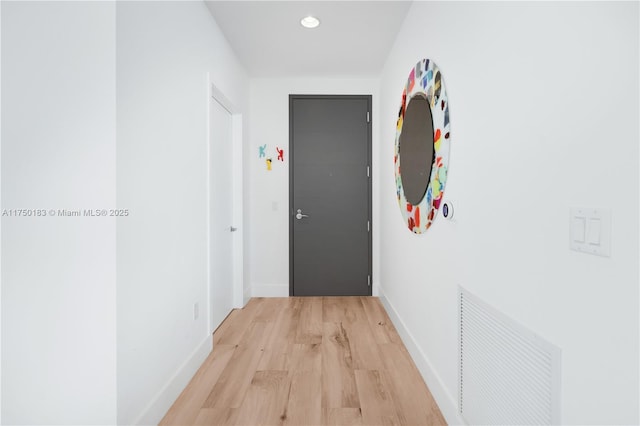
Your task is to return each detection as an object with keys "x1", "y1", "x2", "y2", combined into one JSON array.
[
  {"x1": 250, "y1": 283, "x2": 288, "y2": 297},
  {"x1": 133, "y1": 335, "x2": 212, "y2": 426},
  {"x1": 378, "y1": 286, "x2": 465, "y2": 425}
]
